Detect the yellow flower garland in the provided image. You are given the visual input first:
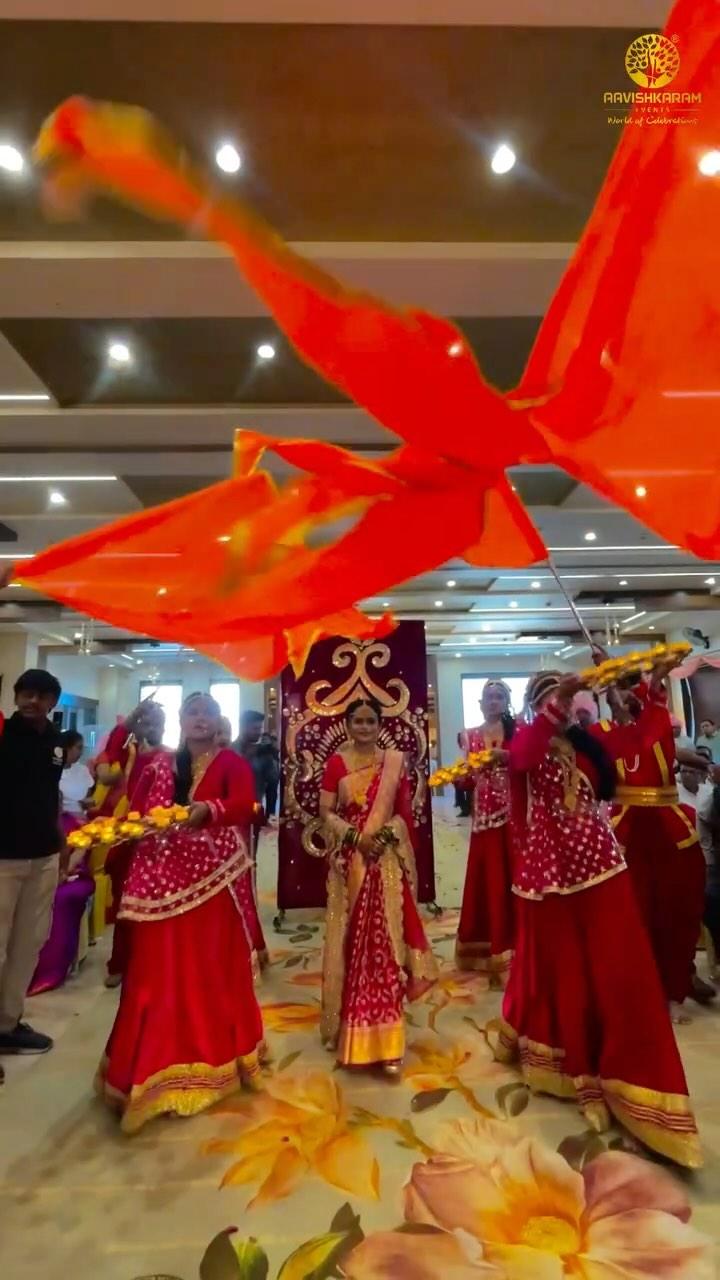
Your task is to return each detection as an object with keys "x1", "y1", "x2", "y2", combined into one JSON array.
[{"x1": 67, "y1": 804, "x2": 191, "y2": 850}]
